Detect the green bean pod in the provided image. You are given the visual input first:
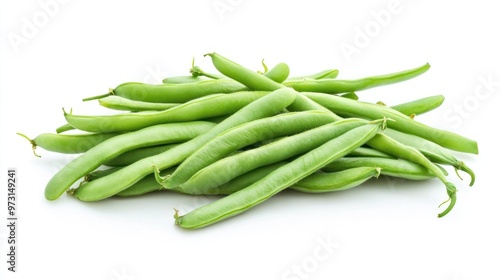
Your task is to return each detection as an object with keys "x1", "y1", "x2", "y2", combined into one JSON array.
[
  {"x1": 177, "y1": 118, "x2": 370, "y2": 195},
  {"x1": 206, "y1": 52, "x2": 285, "y2": 91},
  {"x1": 338, "y1": 92, "x2": 359, "y2": 100},
  {"x1": 283, "y1": 63, "x2": 430, "y2": 94},
  {"x1": 98, "y1": 96, "x2": 179, "y2": 112},
  {"x1": 390, "y1": 95, "x2": 445, "y2": 116},
  {"x1": 303, "y1": 92, "x2": 478, "y2": 154},
  {"x1": 384, "y1": 129, "x2": 475, "y2": 185},
  {"x1": 261, "y1": 62, "x2": 290, "y2": 83},
  {"x1": 66, "y1": 91, "x2": 270, "y2": 133},
  {"x1": 324, "y1": 157, "x2": 436, "y2": 180},
  {"x1": 162, "y1": 75, "x2": 211, "y2": 84},
  {"x1": 163, "y1": 110, "x2": 339, "y2": 190},
  {"x1": 110, "y1": 165, "x2": 379, "y2": 197},
  {"x1": 347, "y1": 147, "x2": 394, "y2": 158},
  {"x1": 44, "y1": 121, "x2": 216, "y2": 200},
  {"x1": 17, "y1": 132, "x2": 119, "y2": 157},
  {"x1": 55, "y1": 123, "x2": 74, "y2": 133},
  {"x1": 366, "y1": 133, "x2": 457, "y2": 217},
  {"x1": 175, "y1": 120, "x2": 384, "y2": 229},
  {"x1": 103, "y1": 144, "x2": 180, "y2": 167},
  {"x1": 213, "y1": 163, "x2": 380, "y2": 195},
  {"x1": 71, "y1": 88, "x2": 297, "y2": 201},
  {"x1": 292, "y1": 167, "x2": 381, "y2": 193},
  {"x1": 286, "y1": 69, "x2": 339, "y2": 81},
  {"x1": 84, "y1": 79, "x2": 247, "y2": 103},
  {"x1": 80, "y1": 166, "x2": 176, "y2": 197},
  {"x1": 205, "y1": 52, "x2": 340, "y2": 120}
]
